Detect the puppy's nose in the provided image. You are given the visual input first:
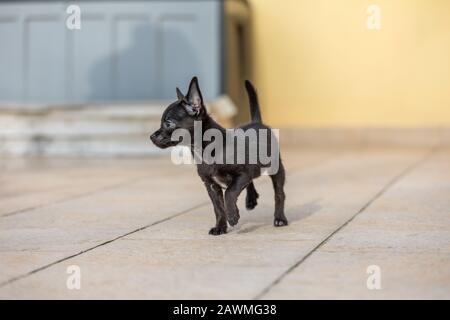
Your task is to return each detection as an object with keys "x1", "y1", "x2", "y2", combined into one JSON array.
[{"x1": 150, "y1": 133, "x2": 157, "y2": 141}]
